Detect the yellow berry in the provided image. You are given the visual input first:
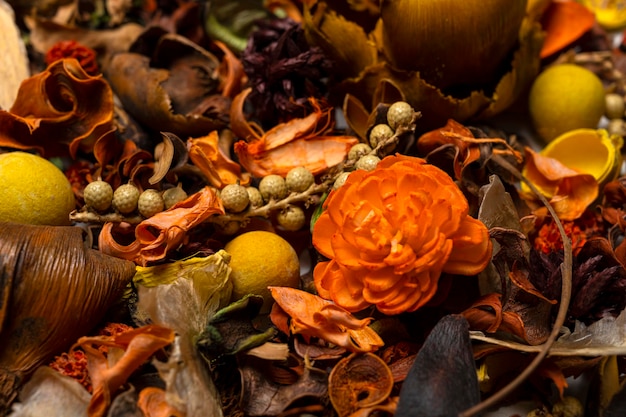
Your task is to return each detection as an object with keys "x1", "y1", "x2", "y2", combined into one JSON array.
[
  {"x1": 355, "y1": 154, "x2": 381, "y2": 171},
  {"x1": 113, "y1": 183, "x2": 140, "y2": 214},
  {"x1": 277, "y1": 205, "x2": 306, "y2": 231},
  {"x1": 285, "y1": 167, "x2": 315, "y2": 193},
  {"x1": 138, "y1": 189, "x2": 164, "y2": 218},
  {"x1": 84, "y1": 180, "x2": 113, "y2": 212},
  {"x1": 162, "y1": 186, "x2": 188, "y2": 209},
  {"x1": 259, "y1": 175, "x2": 287, "y2": 202},
  {"x1": 387, "y1": 101, "x2": 413, "y2": 130},
  {"x1": 221, "y1": 184, "x2": 250, "y2": 213}
]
